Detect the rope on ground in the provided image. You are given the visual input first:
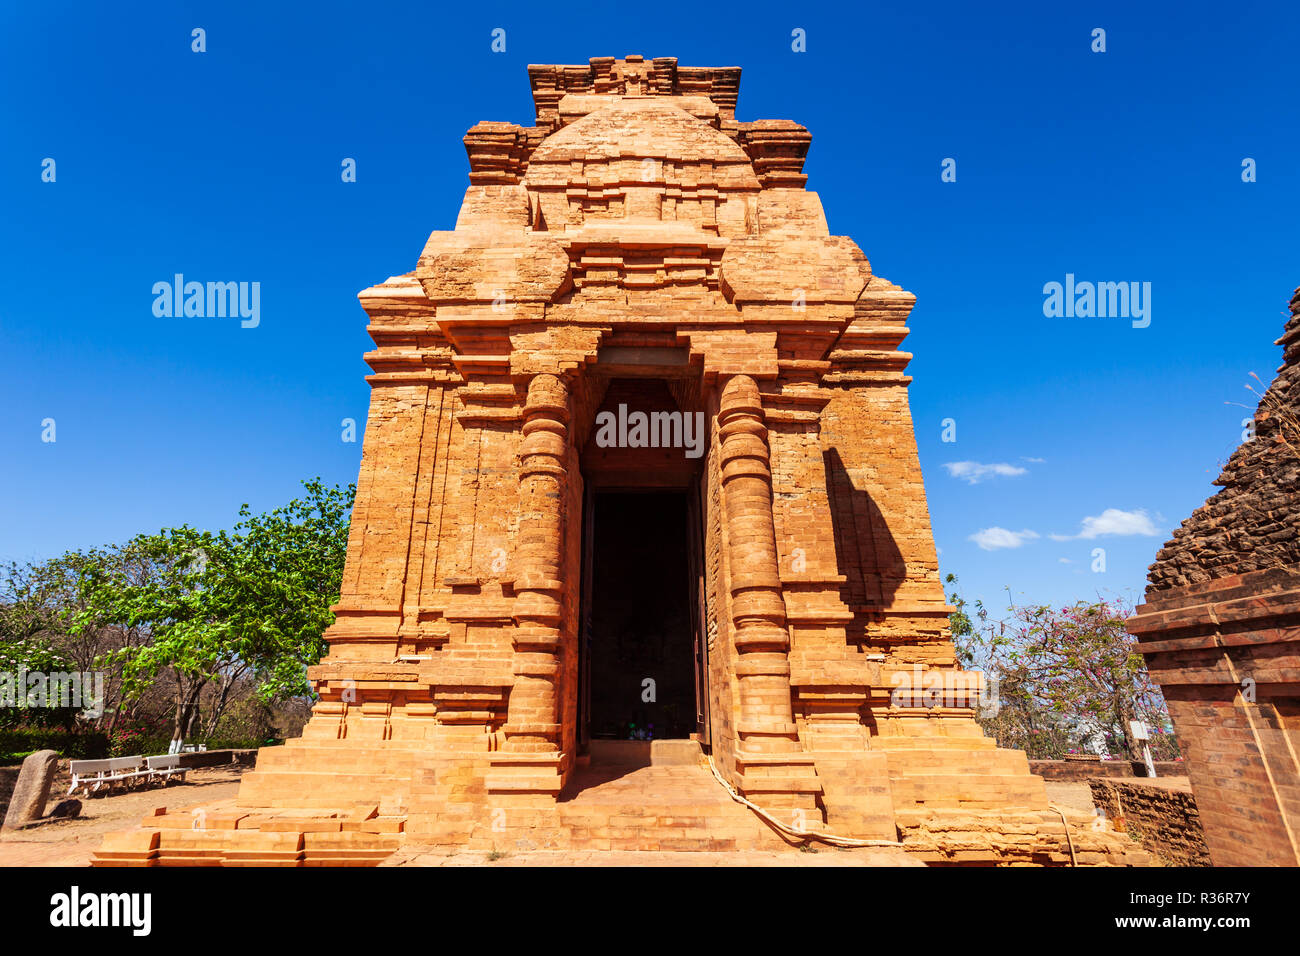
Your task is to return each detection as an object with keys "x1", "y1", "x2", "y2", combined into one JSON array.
[
  {"x1": 704, "y1": 755, "x2": 902, "y2": 848},
  {"x1": 1049, "y1": 803, "x2": 1078, "y2": 866}
]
